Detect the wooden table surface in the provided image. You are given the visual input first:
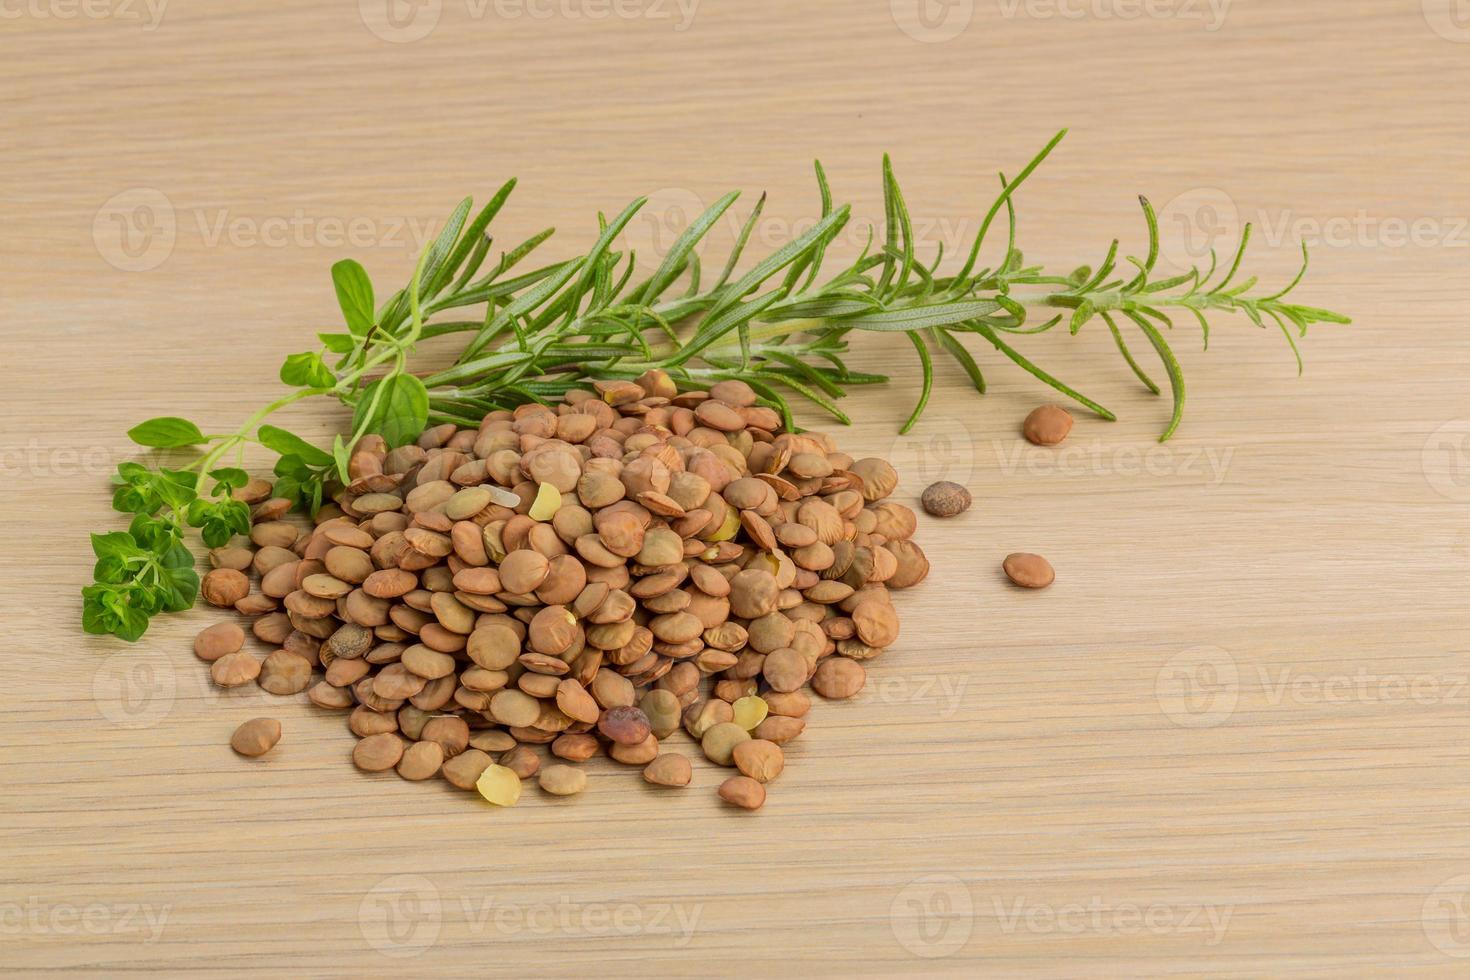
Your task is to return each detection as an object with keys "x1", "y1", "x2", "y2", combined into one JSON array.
[{"x1": 4, "y1": 1, "x2": 1469, "y2": 975}]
